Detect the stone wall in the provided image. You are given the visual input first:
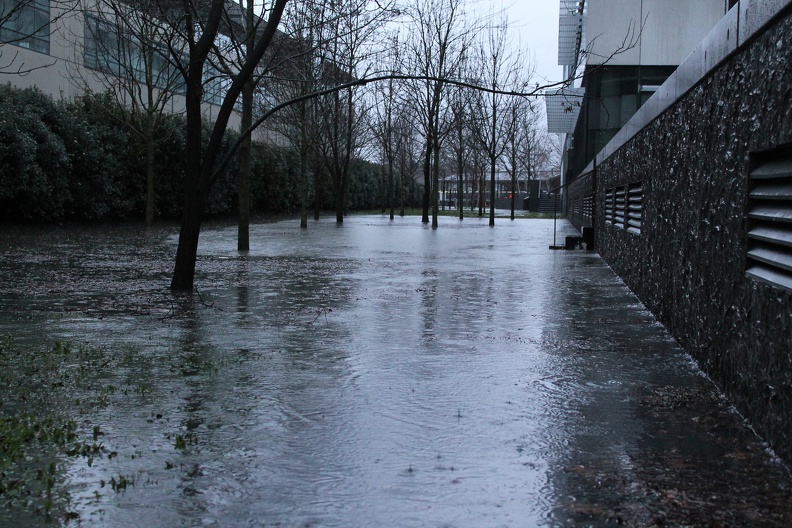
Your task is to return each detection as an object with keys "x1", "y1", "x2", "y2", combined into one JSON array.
[{"x1": 569, "y1": 6, "x2": 792, "y2": 462}]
